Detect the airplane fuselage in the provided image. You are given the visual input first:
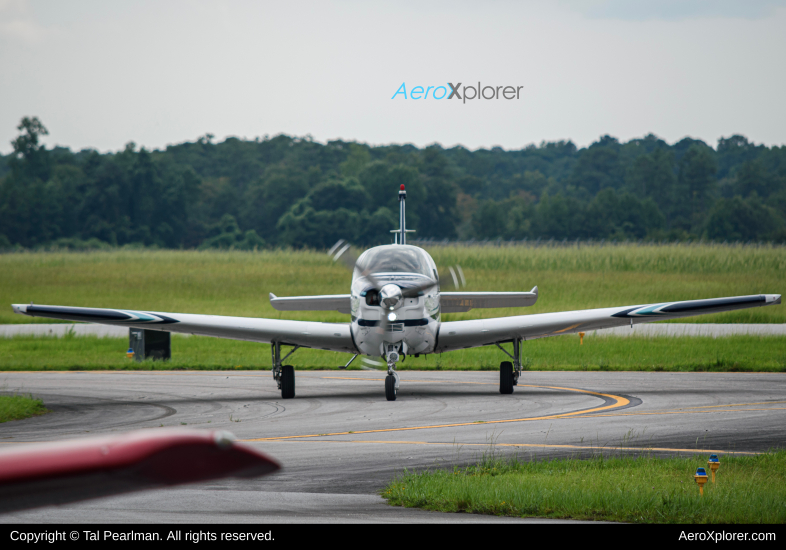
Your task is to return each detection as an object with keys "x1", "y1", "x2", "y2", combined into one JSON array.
[{"x1": 349, "y1": 244, "x2": 440, "y2": 359}]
